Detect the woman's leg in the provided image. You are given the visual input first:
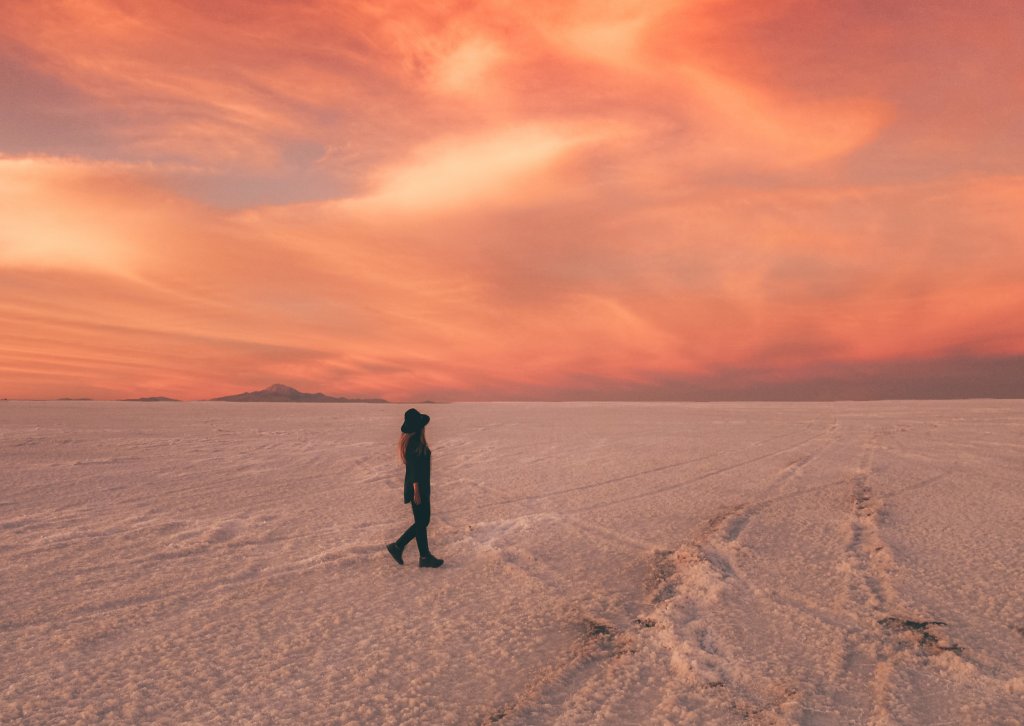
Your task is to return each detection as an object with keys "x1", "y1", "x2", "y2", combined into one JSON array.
[
  {"x1": 395, "y1": 501, "x2": 430, "y2": 555},
  {"x1": 395, "y1": 506, "x2": 419, "y2": 552},
  {"x1": 412, "y1": 501, "x2": 430, "y2": 558}
]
